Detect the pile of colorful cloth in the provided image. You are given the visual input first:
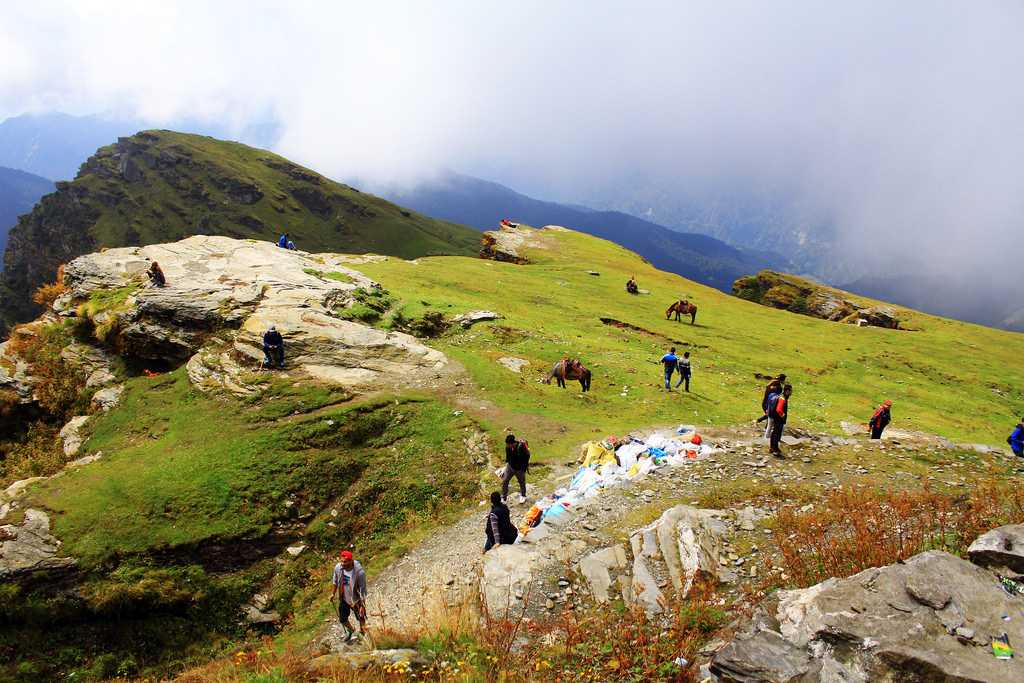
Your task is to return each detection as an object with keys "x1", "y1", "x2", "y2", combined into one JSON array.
[{"x1": 518, "y1": 427, "x2": 716, "y2": 536}]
